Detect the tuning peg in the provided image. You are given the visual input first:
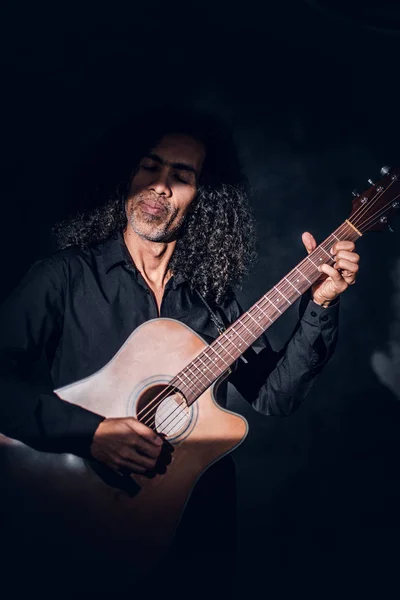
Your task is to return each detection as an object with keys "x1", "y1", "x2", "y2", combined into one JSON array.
[
  {"x1": 352, "y1": 189, "x2": 359, "y2": 197},
  {"x1": 380, "y1": 165, "x2": 391, "y2": 176},
  {"x1": 388, "y1": 225, "x2": 395, "y2": 233},
  {"x1": 367, "y1": 178, "x2": 375, "y2": 186}
]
